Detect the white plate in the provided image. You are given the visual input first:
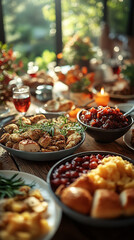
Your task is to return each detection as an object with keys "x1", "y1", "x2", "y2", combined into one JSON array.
[
  {"x1": 123, "y1": 128, "x2": 134, "y2": 151},
  {"x1": 0, "y1": 170, "x2": 62, "y2": 240},
  {"x1": 38, "y1": 107, "x2": 66, "y2": 115}
]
